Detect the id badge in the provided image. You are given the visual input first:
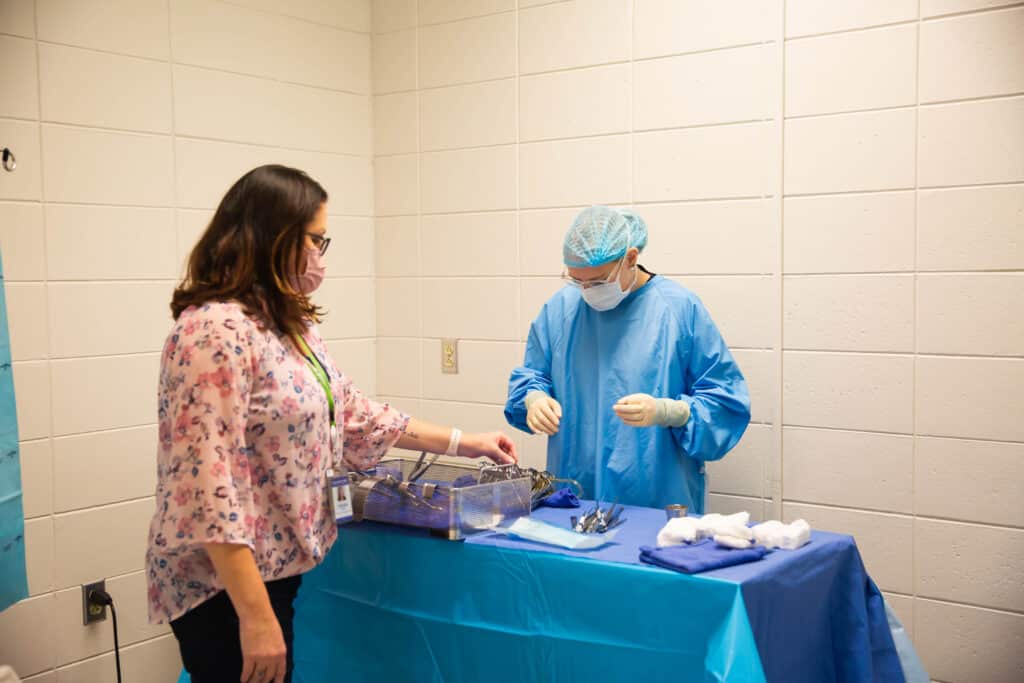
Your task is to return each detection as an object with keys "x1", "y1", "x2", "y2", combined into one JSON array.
[{"x1": 326, "y1": 468, "x2": 354, "y2": 524}]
